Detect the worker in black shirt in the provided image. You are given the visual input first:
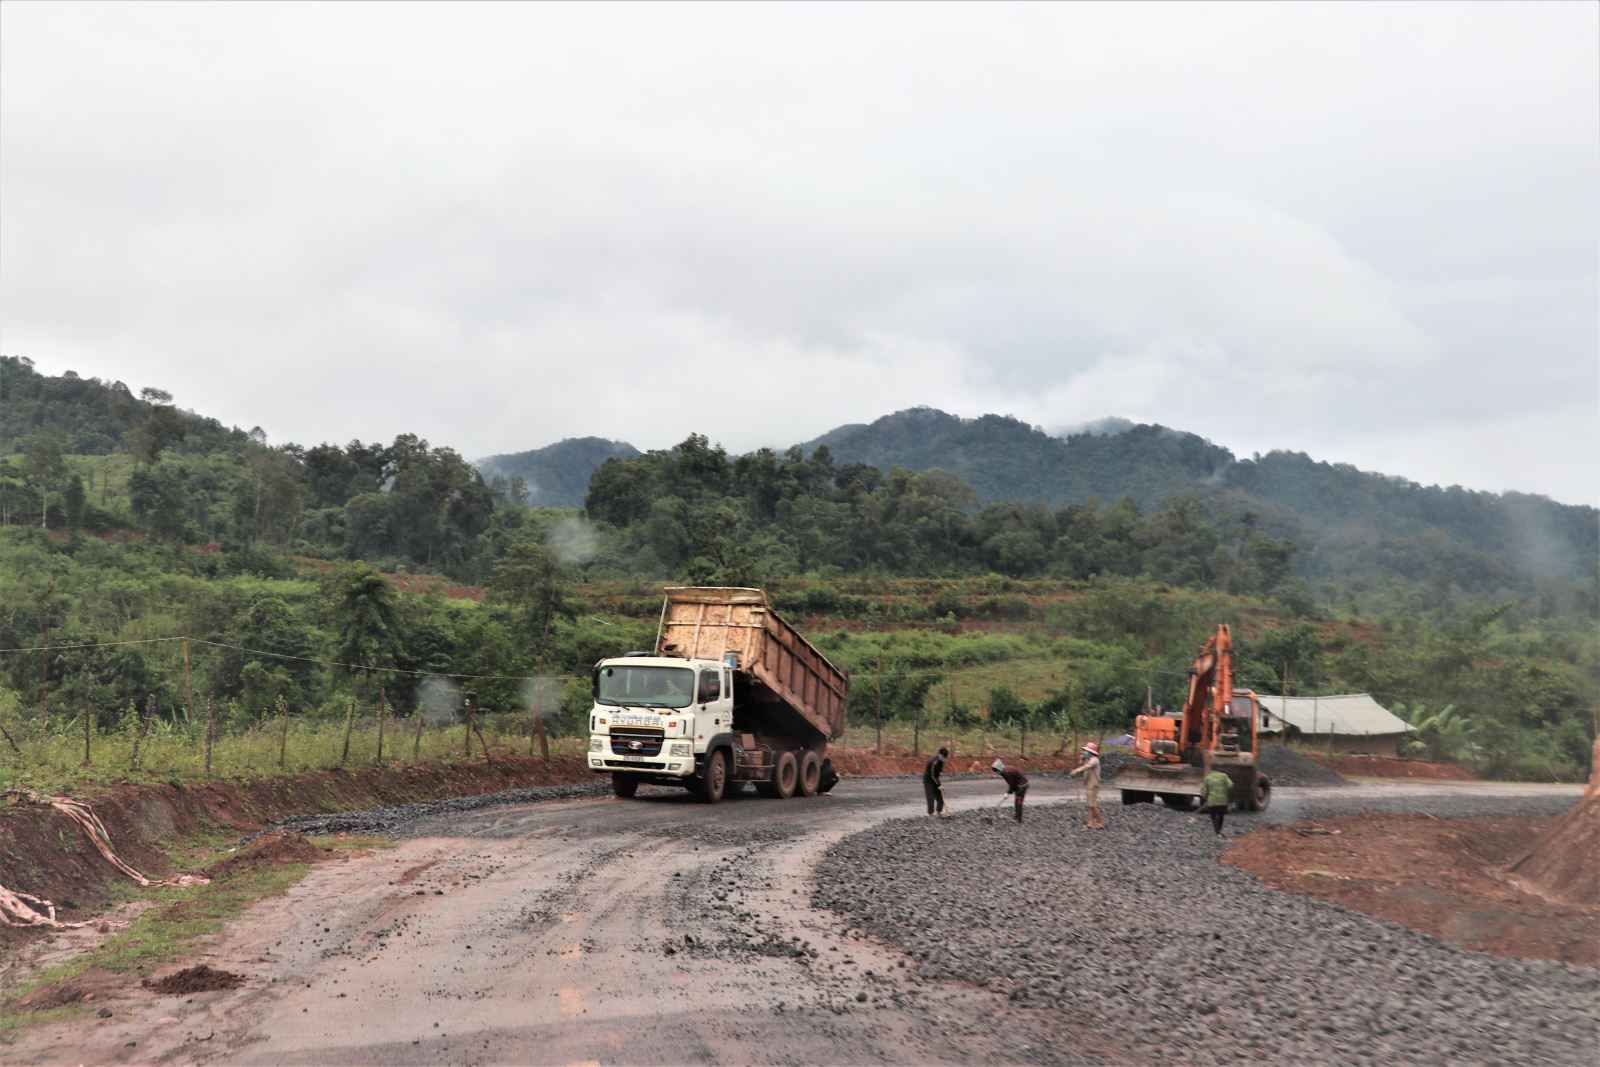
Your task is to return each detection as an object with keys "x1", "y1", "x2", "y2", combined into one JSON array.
[
  {"x1": 923, "y1": 747, "x2": 950, "y2": 819},
  {"x1": 992, "y1": 759, "x2": 1029, "y2": 822}
]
